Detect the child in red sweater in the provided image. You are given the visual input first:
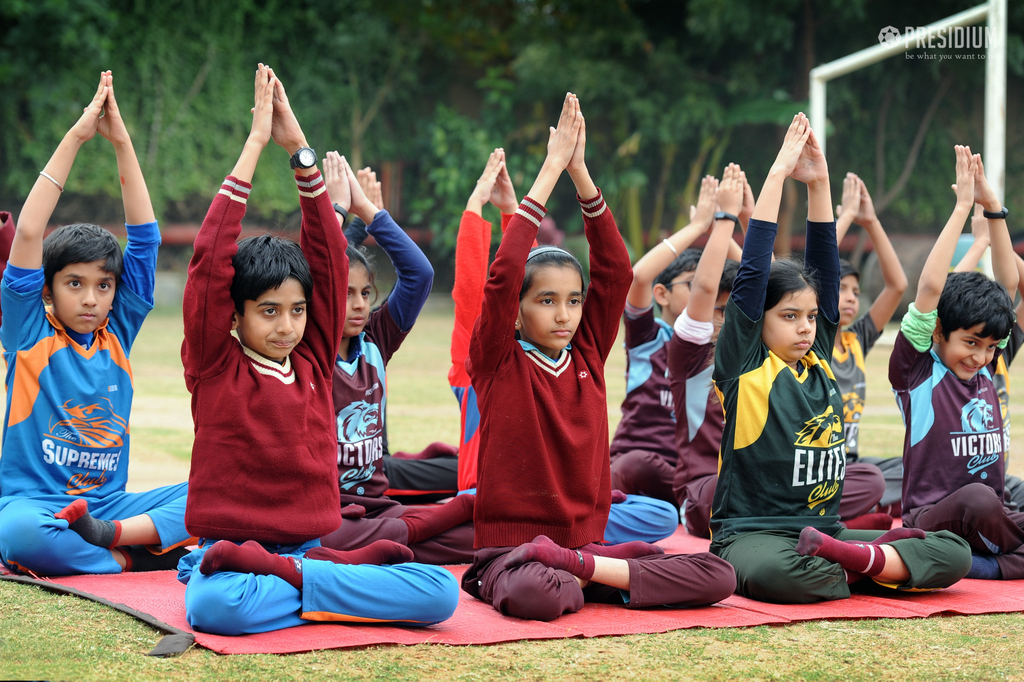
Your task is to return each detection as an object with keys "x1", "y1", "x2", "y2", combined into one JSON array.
[
  {"x1": 461, "y1": 94, "x2": 735, "y2": 621},
  {"x1": 176, "y1": 65, "x2": 457, "y2": 635}
]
